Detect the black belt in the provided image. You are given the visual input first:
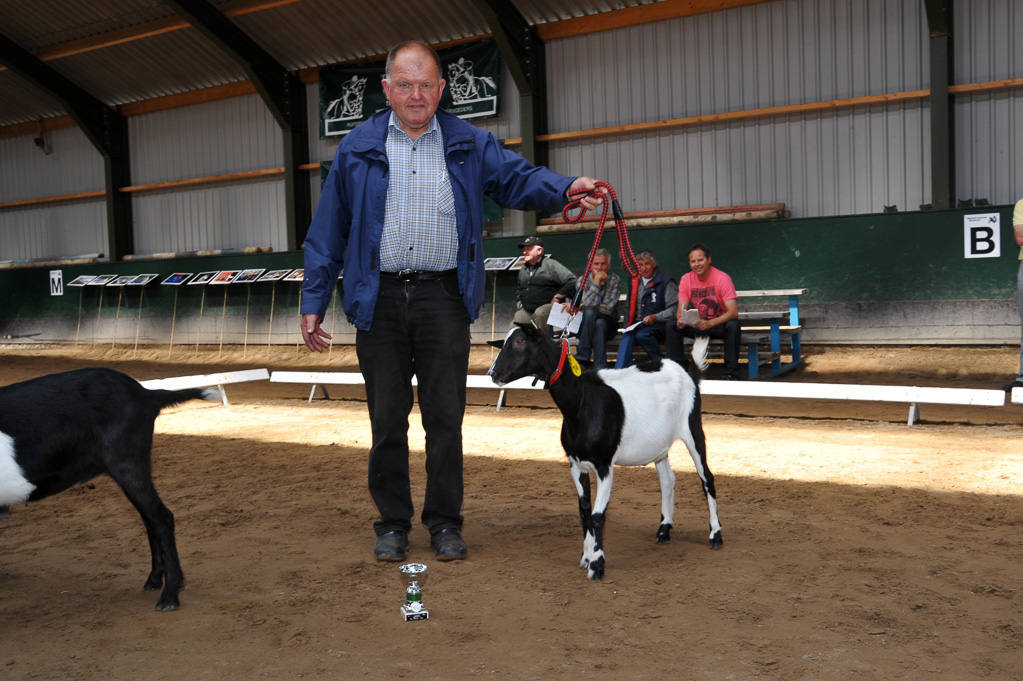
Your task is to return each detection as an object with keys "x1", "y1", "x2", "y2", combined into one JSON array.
[{"x1": 381, "y1": 268, "x2": 457, "y2": 284}]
